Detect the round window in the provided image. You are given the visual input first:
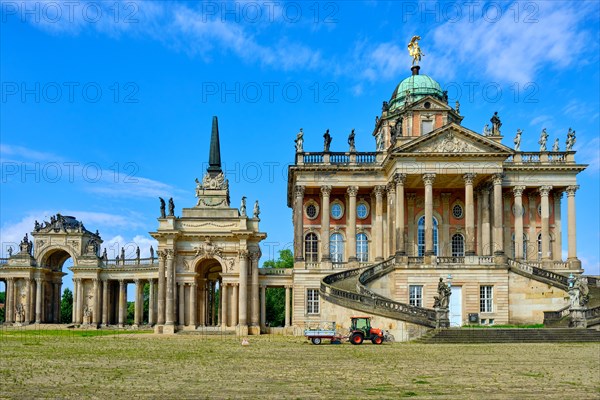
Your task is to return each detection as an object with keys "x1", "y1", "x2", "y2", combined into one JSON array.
[
  {"x1": 306, "y1": 204, "x2": 318, "y2": 219},
  {"x1": 357, "y1": 203, "x2": 369, "y2": 219},
  {"x1": 331, "y1": 203, "x2": 343, "y2": 219},
  {"x1": 452, "y1": 204, "x2": 463, "y2": 219}
]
